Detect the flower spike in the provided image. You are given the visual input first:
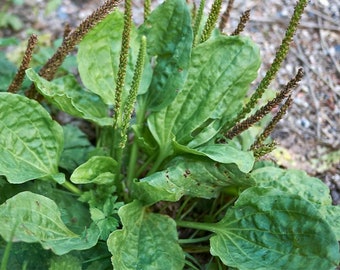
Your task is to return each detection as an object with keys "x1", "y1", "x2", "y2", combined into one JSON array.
[
  {"x1": 120, "y1": 36, "x2": 147, "y2": 149},
  {"x1": 192, "y1": 0, "x2": 206, "y2": 47},
  {"x1": 114, "y1": 0, "x2": 132, "y2": 129},
  {"x1": 200, "y1": 0, "x2": 223, "y2": 43}
]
